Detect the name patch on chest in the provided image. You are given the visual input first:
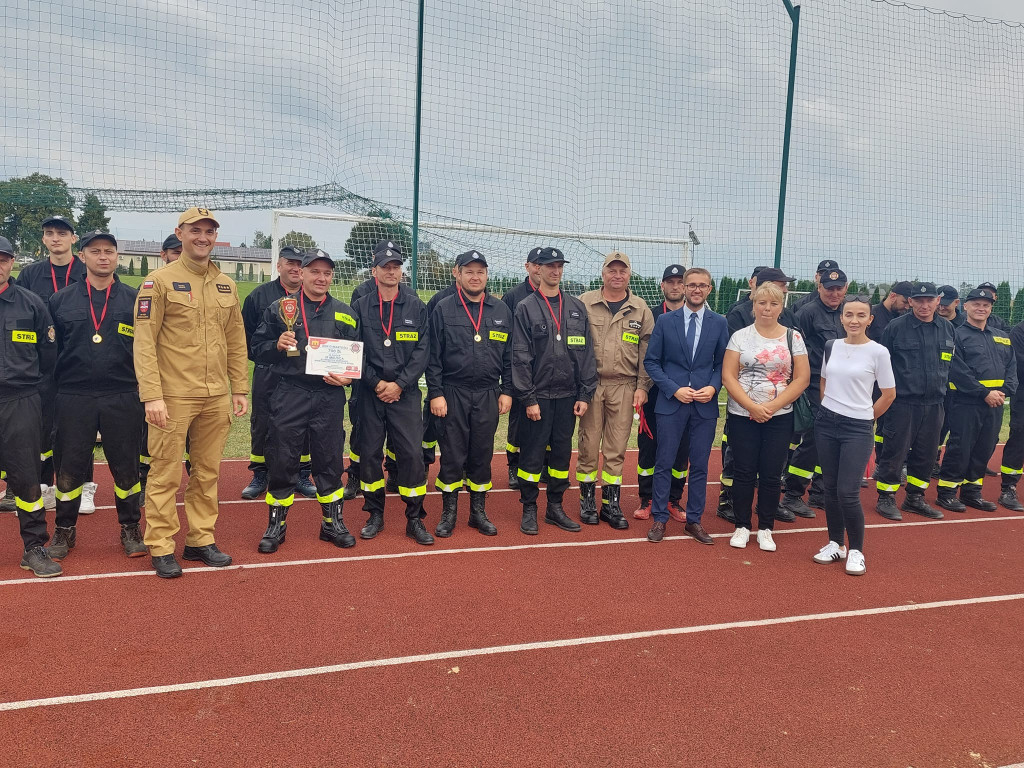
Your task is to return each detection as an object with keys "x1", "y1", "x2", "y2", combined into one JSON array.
[
  {"x1": 216, "y1": 284, "x2": 231, "y2": 294},
  {"x1": 569, "y1": 310, "x2": 581, "y2": 319},
  {"x1": 118, "y1": 323, "x2": 134, "y2": 338},
  {"x1": 172, "y1": 282, "x2": 191, "y2": 292},
  {"x1": 12, "y1": 330, "x2": 36, "y2": 343},
  {"x1": 489, "y1": 330, "x2": 508, "y2": 342},
  {"x1": 622, "y1": 332, "x2": 639, "y2": 344},
  {"x1": 396, "y1": 330, "x2": 418, "y2": 342},
  {"x1": 567, "y1": 335, "x2": 586, "y2": 347}
]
